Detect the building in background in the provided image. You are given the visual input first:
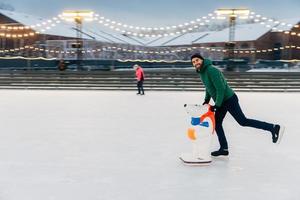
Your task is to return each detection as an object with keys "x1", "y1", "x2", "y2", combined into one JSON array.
[{"x1": 0, "y1": 9, "x2": 300, "y2": 62}]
